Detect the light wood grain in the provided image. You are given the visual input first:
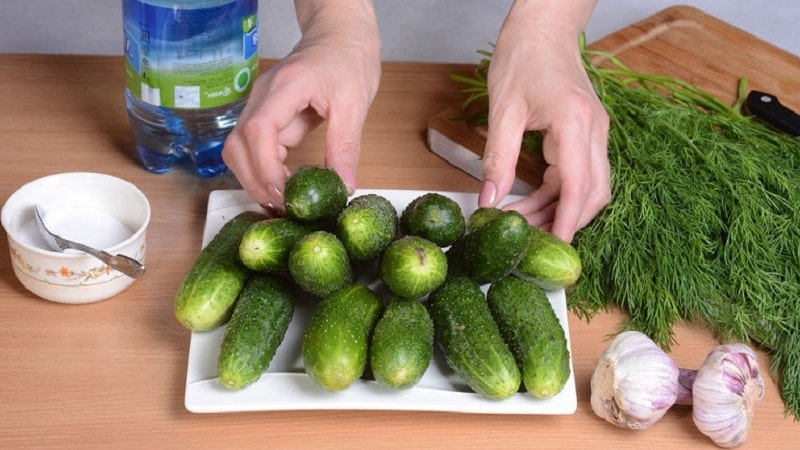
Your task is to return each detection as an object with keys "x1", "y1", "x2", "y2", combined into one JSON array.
[{"x1": 0, "y1": 7, "x2": 796, "y2": 449}]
